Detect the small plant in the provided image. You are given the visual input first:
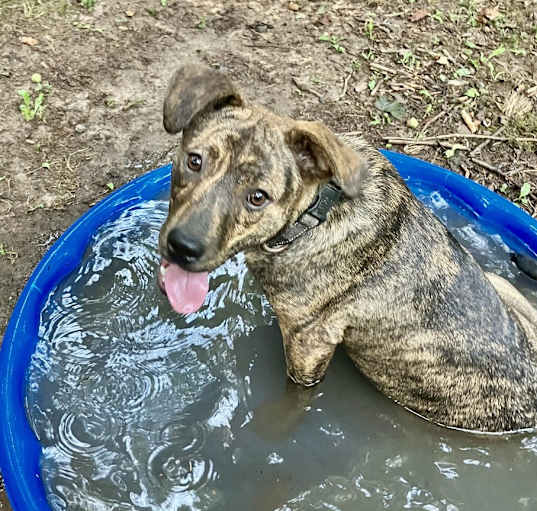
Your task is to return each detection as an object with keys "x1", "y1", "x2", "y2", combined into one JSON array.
[
  {"x1": 364, "y1": 18, "x2": 374, "y2": 39},
  {"x1": 419, "y1": 89, "x2": 433, "y2": 100},
  {"x1": 454, "y1": 66, "x2": 473, "y2": 78},
  {"x1": 81, "y1": 0, "x2": 95, "y2": 10},
  {"x1": 510, "y1": 44, "x2": 527, "y2": 56},
  {"x1": 470, "y1": 57, "x2": 480, "y2": 71},
  {"x1": 400, "y1": 50, "x2": 419, "y2": 69},
  {"x1": 161, "y1": 0, "x2": 168, "y2": 6},
  {"x1": 459, "y1": 0, "x2": 478, "y2": 27},
  {"x1": 0, "y1": 244, "x2": 18, "y2": 264},
  {"x1": 518, "y1": 183, "x2": 532, "y2": 205},
  {"x1": 368, "y1": 77, "x2": 377, "y2": 92},
  {"x1": 104, "y1": 97, "x2": 117, "y2": 108},
  {"x1": 369, "y1": 114, "x2": 381, "y2": 126},
  {"x1": 488, "y1": 45, "x2": 506, "y2": 60},
  {"x1": 18, "y1": 89, "x2": 45, "y2": 121},
  {"x1": 319, "y1": 34, "x2": 345, "y2": 53},
  {"x1": 17, "y1": 73, "x2": 51, "y2": 122},
  {"x1": 444, "y1": 147, "x2": 456, "y2": 159},
  {"x1": 479, "y1": 47, "x2": 506, "y2": 80},
  {"x1": 361, "y1": 49, "x2": 374, "y2": 61},
  {"x1": 432, "y1": 10, "x2": 444, "y2": 23},
  {"x1": 464, "y1": 87, "x2": 479, "y2": 98},
  {"x1": 197, "y1": 16, "x2": 207, "y2": 29}
]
